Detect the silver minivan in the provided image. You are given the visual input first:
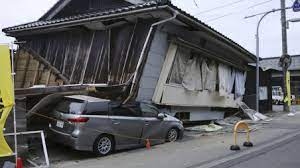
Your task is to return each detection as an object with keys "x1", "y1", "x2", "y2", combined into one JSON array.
[{"x1": 48, "y1": 95, "x2": 184, "y2": 156}]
